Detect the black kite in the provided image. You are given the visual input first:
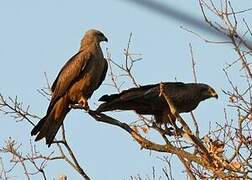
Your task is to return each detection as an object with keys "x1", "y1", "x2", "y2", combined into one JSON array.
[
  {"x1": 31, "y1": 29, "x2": 108, "y2": 146},
  {"x1": 96, "y1": 82, "x2": 218, "y2": 124}
]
